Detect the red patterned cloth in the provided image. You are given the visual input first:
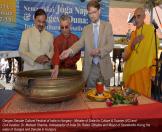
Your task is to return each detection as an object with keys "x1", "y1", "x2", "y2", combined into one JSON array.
[
  {"x1": 52, "y1": 33, "x2": 81, "y2": 69},
  {"x1": 0, "y1": 93, "x2": 162, "y2": 131}
]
